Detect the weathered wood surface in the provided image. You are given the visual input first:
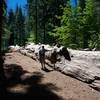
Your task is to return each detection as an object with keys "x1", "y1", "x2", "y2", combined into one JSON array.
[
  {"x1": 64, "y1": 49, "x2": 100, "y2": 90},
  {"x1": 56, "y1": 58, "x2": 95, "y2": 83},
  {"x1": 89, "y1": 80, "x2": 100, "y2": 91}
]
